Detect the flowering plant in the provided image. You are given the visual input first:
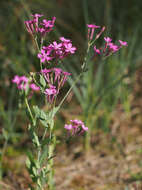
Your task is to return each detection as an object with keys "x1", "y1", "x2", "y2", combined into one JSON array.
[{"x1": 12, "y1": 14, "x2": 127, "y2": 190}]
